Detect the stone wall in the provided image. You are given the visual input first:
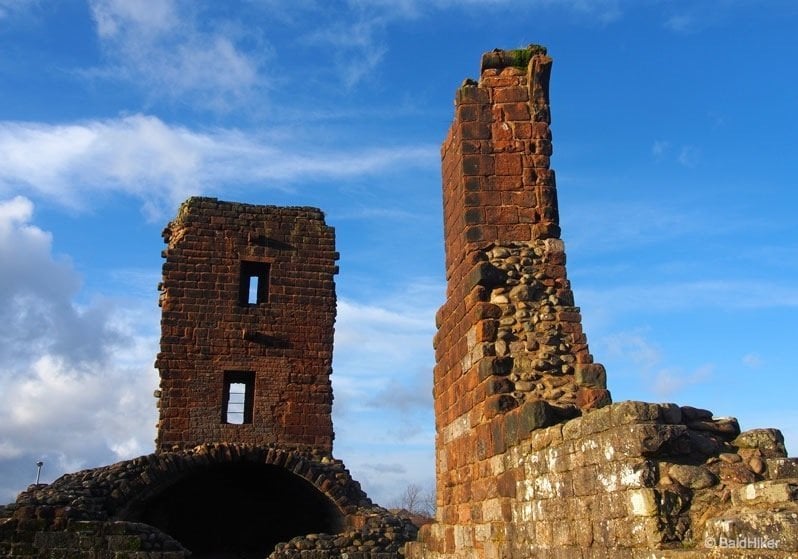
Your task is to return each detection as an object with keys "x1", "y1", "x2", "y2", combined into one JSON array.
[
  {"x1": 0, "y1": 443, "x2": 418, "y2": 558},
  {"x1": 407, "y1": 46, "x2": 798, "y2": 558},
  {"x1": 156, "y1": 197, "x2": 338, "y2": 452},
  {"x1": 410, "y1": 401, "x2": 798, "y2": 558}
]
